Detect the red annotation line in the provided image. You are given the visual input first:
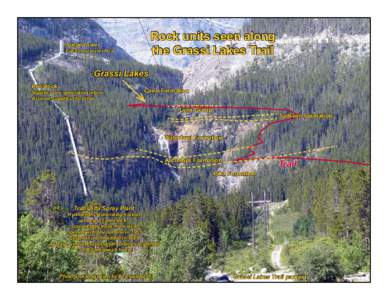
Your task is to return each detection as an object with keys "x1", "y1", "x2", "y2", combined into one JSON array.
[
  {"x1": 234, "y1": 118, "x2": 298, "y2": 161},
  {"x1": 243, "y1": 156, "x2": 370, "y2": 167},
  {"x1": 128, "y1": 103, "x2": 299, "y2": 161},
  {"x1": 127, "y1": 103, "x2": 370, "y2": 166}
]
